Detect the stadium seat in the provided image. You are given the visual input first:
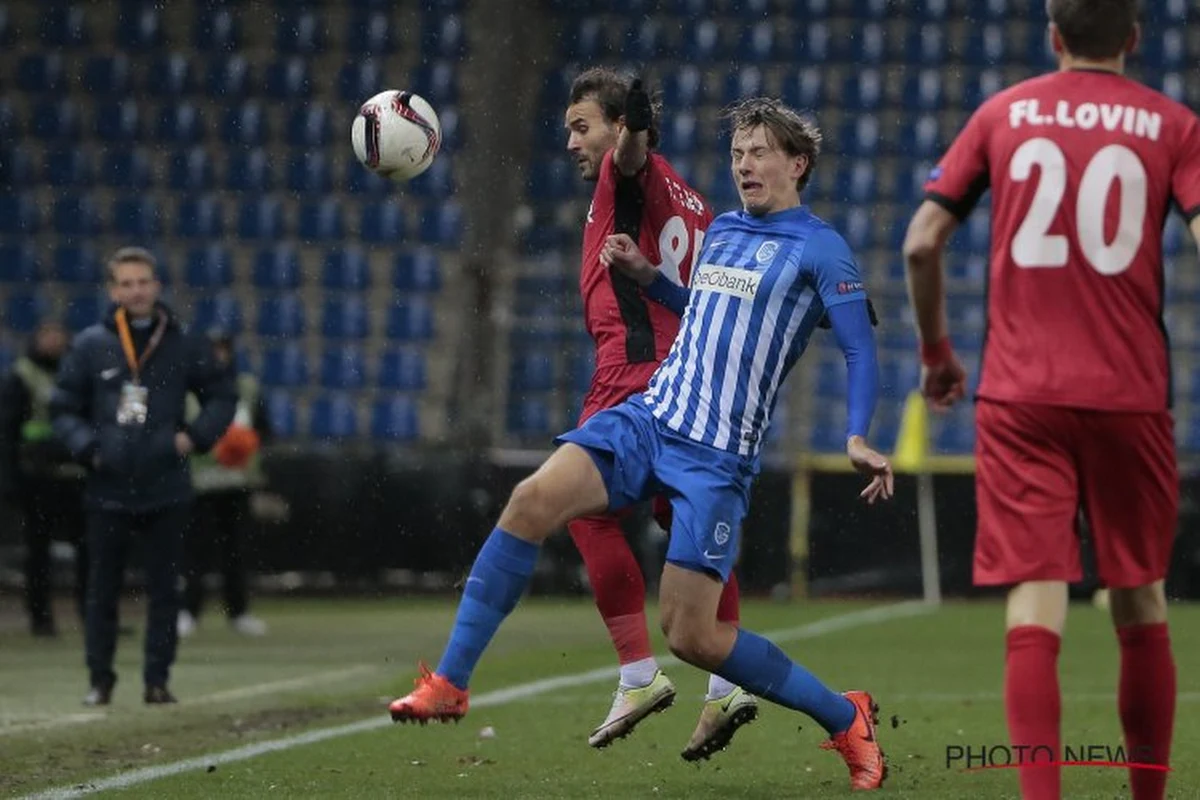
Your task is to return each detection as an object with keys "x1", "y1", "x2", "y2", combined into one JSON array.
[
  {"x1": 262, "y1": 344, "x2": 311, "y2": 388},
  {"x1": 31, "y1": 100, "x2": 82, "y2": 142},
  {"x1": 370, "y1": 396, "x2": 420, "y2": 441},
  {"x1": 100, "y1": 148, "x2": 152, "y2": 189},
  {"x1": 176, "y1": 196, "x2": 226, "y2": 239},
  {"x1": 40, "y1": 5, "x2": 91, "y2": 47},
  {"x1": 907, "y1": 23, "x2": 947, "y2": 65},
  {"x1": 420, "y1": 201, "x2": 463, "y2": 248},
  {"x1": 393, "y1": 249, "x2": 442, "y2": 293},
  {"x1": 321, "y1": 296, "x2": 370, "y2": 340},
  {"x1": 360, "y1": 201, "x2": 406, "y2": 243},
  {"x1": 287, "y1": 152, "x2": 333, "y2": 193},
  {"x1": 43, "y1": 148, "x2": 91, "y2": 187},
  {"x1": 117, "y1": 3, "x2": 164, "y2": 49},
  {"x1": 64, "y1": 292, "x2": 105, "y2": 333},
  {"x1": 194, "y1": 8, "x2": 241, "y2": 52},
  {"x1": 51, "y1": 246, "x2": 98, "y2": 284},
  {"x1": 721, "y1": 66, "x2": 766, "y2": 107},
  {"x1": 386, "y1": 299, "x2": 435, "y2": 341},
  {"x1": 346, "y1": 11, "x2": 396, "y2": 55},
  {"x1": 409, "y1": 156, "x2": 456, "y2": 196},
  {"x1": 562, "y1": 17, "x2": 607, "y2": 60},
  {"x1": 237, "y1": 198, "x2": 286, "y2": 241},
  {"x1": 319, "y1": 345, "x2": 367, "y2": 390},
  {"x1": 207, "y1": 55, "x2": 252, "y2": 99},
  {"x1": 253, "y1": 245, "x2": 302, "y2": 290},
  {"x1": 146, "y1": 52, "x2": 195, "y2": 97},
  {"x1": 265, "y1": 58, "x2": 313, "y2": 98},
  {"x1": 112, "y1": 196, "x2": 163, "y2": 239},
  {"x1": 186, "y1": 245, "x2": 234, "y2": 289},
  {"x1": 82, "y1": 55, "x2": 132, "y2": 95},
  {"x1": 309, "y1": 393, "x2": 359, "y2": 439},
  {"x1": 621, "y1": 18, "x2": 664, "y2": 62},
  {"x1": 739, "y1": 20, "x2": 776, "y2": 61},
  {"x1": 298, "y1": 199, "x2": 345, "y2": 243},
  {"x1": 277, "y1": 10, "x2": 328, "y2": 55},
  {"x1": 53, "y1": 196, "x2": 102, "y2": 237},
  {"x1": 93, "y1": 100, "x2": 141, "y2": 143},
  {"x1": 0, "y1": 193, "x2": 40, "y2": 235},
  {"x1": 527, "y1": 156, "x2": 575, "y2": 202},
  {"x1": 0, "y1": 243, "x2": 39, "y2": 284},
  {"x1": 265, "y1": 391, "x2": 299, "y2": 439},
  {"x1": 226, "y1": 149, "x2": 274, "y2": 192},
  {"x1": 684, "y1": 19, "x2": 725, "y2": 62},
  {"x1": 0, "y1": 101, "x2": 19, "y2": 141},
  {"x1": 191, "y1": 293, "x2": 244, "y2": 336},
  {"x1": 323, "y1": 249, "x2": 370, "y2": 291},
  {"x1": 662, "y1": 65, "x2": 703, "y2": 111},
  {"x1": 853, "y1": 22, "x2": 887, "y2": 65},
  {"x1": 169, "y1": 147, "x2": 215, "y2": 191},
  {"x1": 510, "y1": 352, "x2": 555, "y2": 393},
  {"x1": 222, "y1": 103, "x2": 270, "y2": 147},
  {"x1": 287, "y1": 105, "x2": 332, "y2": 148},
  {"x1": 257, "y1": 295, "x2": 306, "y2": 338},
  {"x1": 422, "y1": 12, "x2": 467, "y2": 59},
  {"x1": 5, "y1": 292, "x2": 48, "y2": 334},
  {"x1": 17, "y1": 54, "x2": 65, "y2": 93},
  {"x1": 507, "y1": 397, "x2": 551, "y2": 437},
  {"x1": 156, "y1": 103, "x2": 205, "y2": 144},
  {"x1": 794, "y1": 21, "x2": 833, "y2": 63},
  {"x1": 337, "y1": 60, "x2": 384, "y2": 102},
  {"x1": 377, "y1": 349, "x2": 427, "y2": 391},
  {"x1": 903, "y1": 70, "x2": 946, "y2": 111}
]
